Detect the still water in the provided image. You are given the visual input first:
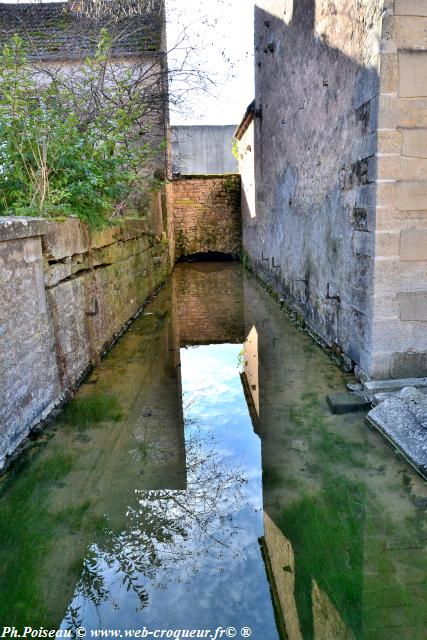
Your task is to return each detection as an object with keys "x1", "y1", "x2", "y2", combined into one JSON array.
[{"x1": 0, "y1": 262, "x2": 426, "y2": 639}]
